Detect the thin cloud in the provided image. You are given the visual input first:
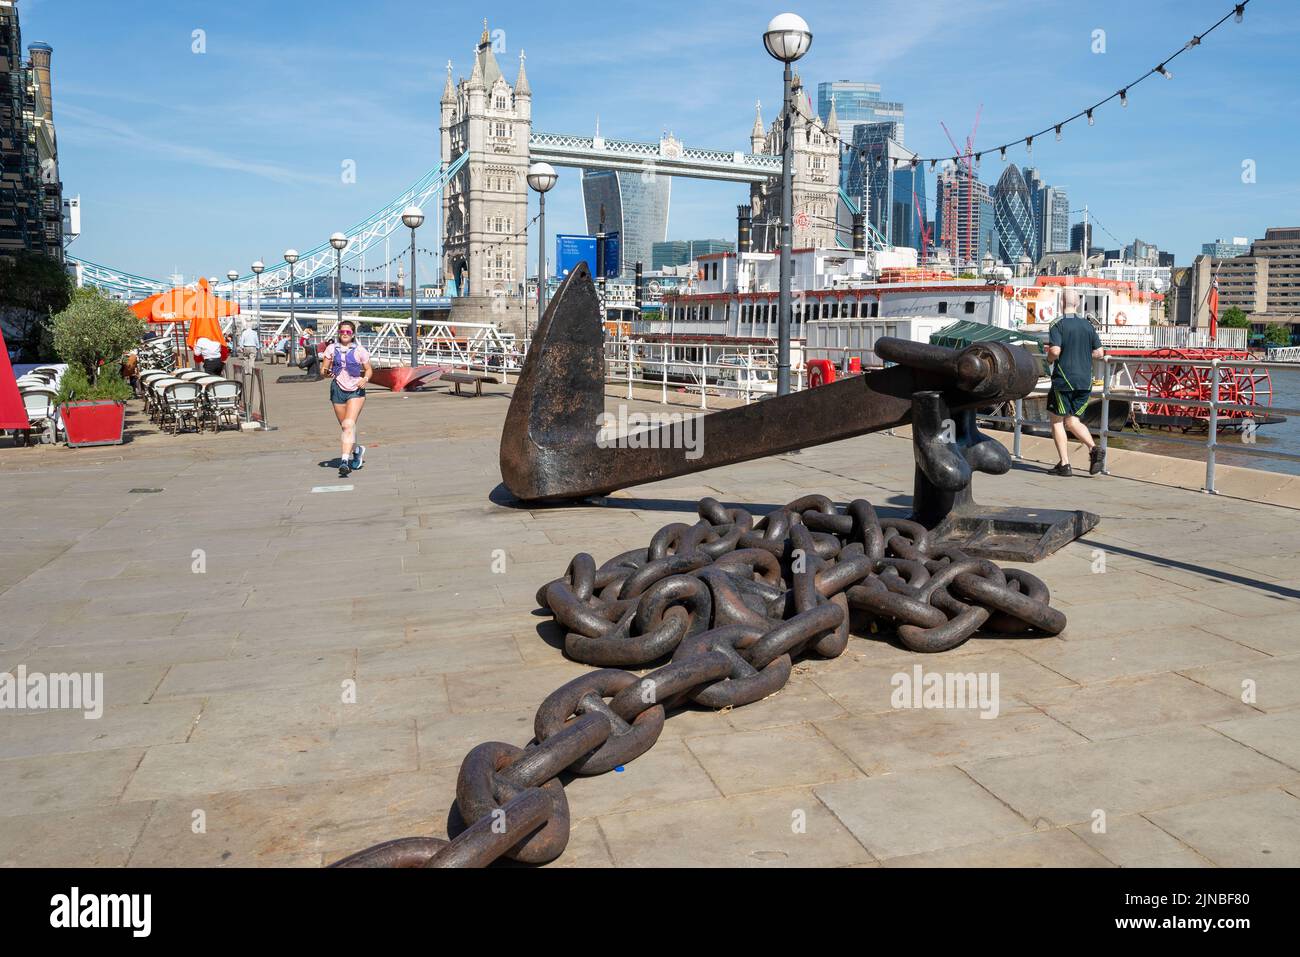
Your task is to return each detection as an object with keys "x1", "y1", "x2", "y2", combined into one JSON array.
[{"x1": 58, "y1": 102, "x2": 335, "y2": 186}]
